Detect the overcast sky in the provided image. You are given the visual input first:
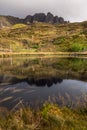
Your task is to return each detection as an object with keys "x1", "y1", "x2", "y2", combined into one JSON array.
[{"x1": 0, "y1": 0, "x2": 87, "y2": 22}]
